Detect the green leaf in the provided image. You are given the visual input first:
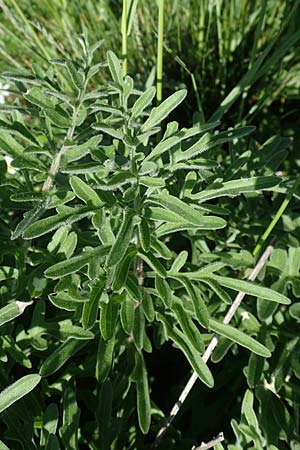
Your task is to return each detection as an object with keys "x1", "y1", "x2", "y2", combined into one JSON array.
[
  {"x1": 100, "y1": 301, "x2": 119, "y2": 340},
  {"x1": 70, "y1": 176, "x2": 102, "y2": 208},
  {"x1": 0, "y1": 440, "x2": 10, "y2": 450},
  {"x1": 45, "y1": 435, "x2": 61, "y2": 450},
  {"x1": 10, "y1": 192, "x2": 46, "y2": 202},
  {"x1": 120, "y1": 297, "x2": 135, "y2": 335},
  {"x1": 158, "y1": 313, "x2": 214, "y2": 388},
  {"x1": 1, "y1": 72, "x2": 42, "y2": 85},
  {"x1": 45, "y1": 107, "x2": 70, "y2": 128},
  {"x1": 39, "y1": 339, "x2": 88, "y2": 377},
  {"x1": 142, "y1": 293, "x2": 155, "y2": 322},
  {"x1": 172, "y1": 302, "x2": 205, "y2": 353},
  {"x1": 24, "y1": 87, "x2": 55, "y2": 109},
  {"x1": 131, "y1": 351, "x2": 151, "y2": 434},
  {"x1": 82, "y1": 278, "x2": 105, "y2": 329},
  {"x1": 246, "y1": 351, "x2": 265, "y2": 388},
  {"x1": 145, "y1": 206, "x2": 185, "y2": 223},
  {"x1": 141, "y1": 89, "x2": 187, "y2": 131},
  {"x1": 0, "y1": 266, "x2": 19, "y2": 282},
  {"x1": 289, "y1": 303, "x2": 300, "y2": 319},
  {"x1": 45, "y1": 246, "x2": 110, "y2": 279},
  {"x1": 98, "y1": 171, "x2": 135, "y2": 190},
  {"x1": 149, "y1": 191, "x2": 226, "y2": 229},
  {"x1": 60, "y1": 382, "x2": 80, "y2": 450},
  {"x1": 139, "y1": 176, "x2": 165, "y2": 188},
  {"x1": 0, "y1": 301, "x2": 33, "y2": 327},
  {"x1": 199, "y1": 278, "x2": 232, "y2": 304},
  {"x1": 112, "y1": 247, "x2": 137, "y2": 291},
  {"x1": 23, "y1": 207, "x2": 92, "y2": 239},
  {"x1": 96, "y1": 336, "x2": 115, "y2": 382},
  {"x1": 138, "y1": 218, "x2": 151, "y2": 252},
  {"x1": 106, "y1": 210, "x2": 137, "y2": 267},
  {"x1": 170, "y1": 250, "x2": 188, "y2": 272},
  {"x1": 49, "y1": 292, "x2": 81, "y2": 311},
  {"x1": 157, "y1": 219, "x2": 226, "y2": 235},
  {"x1": 11, "y1": 197, "x2": 50, "y2": 240},
  {"x1": 144, "y1": 135, "x2": 180, "y2": 162},
  {"x1": 96, "y1": 380, "x2": 113, "y2": 450},
  {"x1": 209, "y1": 319, "x2": 271, "y2": 357},
  {"x1": 171, "y1": 276, "x2": 209, "y2": 328},
  {"x1": 62, "y1": 162, "x2": 103, "y2": 174},
  {"x1": 0, "y1": 374, "x2": 41, "y2": 413},
  {"x1": 211, "y1": 337, "x2": 233, "y2": 363},
  {"x1": 189, "y1": 176, "x2": 280, "y2": 202},
  {"x1": 107, "y1": 51, "x2": 123, "y2": 85},
  {"x1": 47, "y1": 319, "x2": 95, "y2": 339},
  {"x1": 61, "y1": 135, "x2": 102, "y2": 165},
  {"x1": 40, "y1": 403, "x2": 59, "y2": 447},
  {"x1": 174, "y1": 126, "x2": 255, "y2": 163},
  {"x1": 66, "y1": 60, "x2": 84, "y2": 91},
  {"x1": 131, "y1": 86, "x2": 156, "y2": 119},
  {"x1": 133, "y1": 304, "x2": 145, "y2": 349},
  {"x1": 185, "y1": 273, "x2": 291, "y2": 304},
  {"x1": 155, "y1": 274, "x2": 172, "y2": 308},
  {"x1": 126, "y1": 274, "x2": 142, "y2": 301},
  {"x1": 2, "y1": 336, "x2": 32, "y2": 368},
  {"x1": 138, "y1": 250, "x2": 166, "y2": 278},
  {"x1": 242, "y1": 390, "x2": 260, "y2": 432},
  {"x1": 59, "y1": 231, "x2": 77, "y2": 258}
]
